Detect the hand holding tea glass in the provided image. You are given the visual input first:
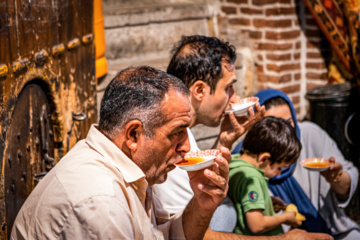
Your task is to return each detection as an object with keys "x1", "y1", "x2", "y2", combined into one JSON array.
[
  {"x1": 187, "y1": 147, "x2": 231, "y2": 212},
  {"x1": 321, "y1": 157, "x2": 343, "y2": 183},
  {"x1": 301, "y1": 156, "x2": 351, "y2": 197},
  {"x1": 216, "y1": 96, "x2": 265, "y2": 149},
  {"x1": 321, "y1": 157, "x2": 351, "y2": 197}
]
